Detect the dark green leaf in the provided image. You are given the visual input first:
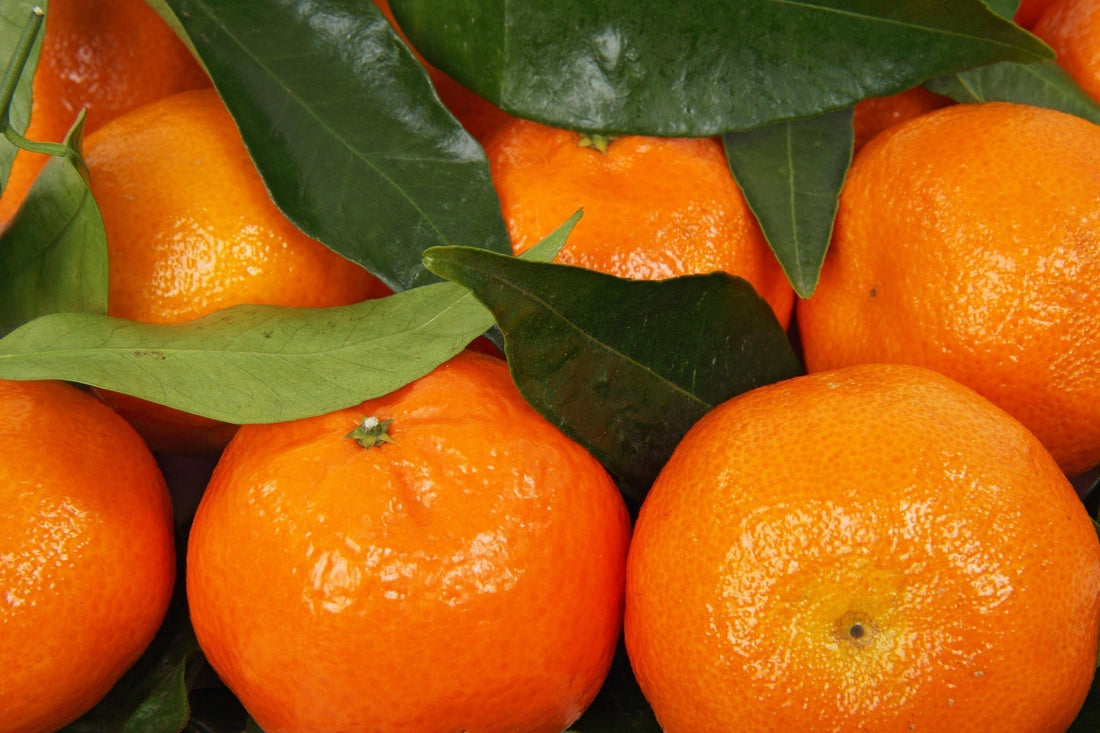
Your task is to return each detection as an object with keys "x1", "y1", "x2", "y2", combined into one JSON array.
[
  {"x1": 986, "y1": 0, "x2": 1020, "y2": 20},
  {"x1": 391, "y1": 0, "x2": 1051, "y2": 136},
  {"x1": 422, "y1": 247, "x2": 804, "y2": 501},
  {"x1": 0, "y1": 217, "x2": 571, "y2": 424},
  {"x1": 723, "y1": 108, "x2": 853, "y2": 299},
  {"x1": 925, "y1": 61, "x2": 1100, "y2": 125},
  {"x1": 0, "y1": 114, "x2": 107, "y2": 337},
  {"x1": 147, "y1": 0, "x2": 510, "y2": 292},
  {"x1": 567, "y1": 640, "x2": 660, "y2": 733},
  {"x1": 0, "y1": 0, "x2": 43, "y2": 188}
]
